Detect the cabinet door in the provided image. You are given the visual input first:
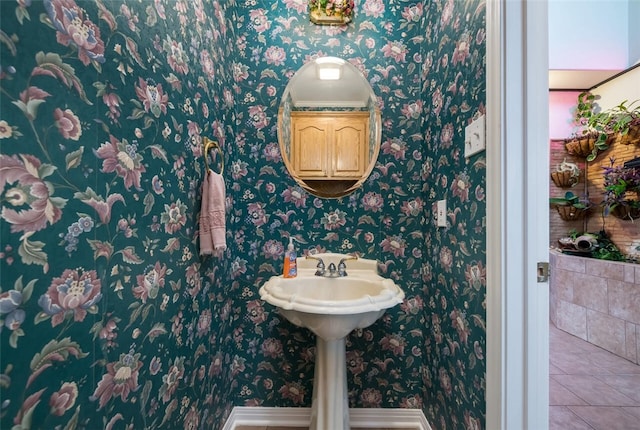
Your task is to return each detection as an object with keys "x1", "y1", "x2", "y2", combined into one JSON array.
[
  {"x1": 292, "y1": 118, "x2": 329, "y2": 178},
  {"x1": 332, "y1": 117, "x2": 369, "y2": 178}
]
